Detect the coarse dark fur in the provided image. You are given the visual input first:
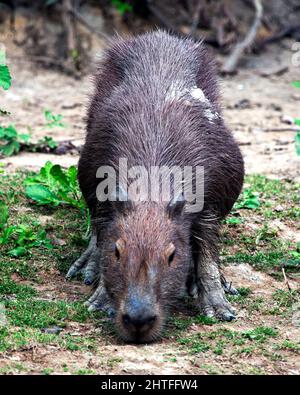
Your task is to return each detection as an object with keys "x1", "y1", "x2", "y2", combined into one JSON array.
[{"x1": 77, "y1": 30, "x2": 244, "y2": 342}]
